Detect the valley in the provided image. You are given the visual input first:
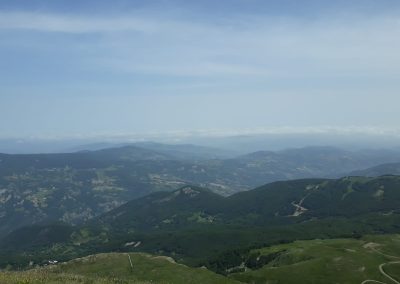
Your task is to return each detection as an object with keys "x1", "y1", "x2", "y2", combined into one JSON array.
[{"x1": 1, "y1": 145, "x2": 400, "y2": 237}]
